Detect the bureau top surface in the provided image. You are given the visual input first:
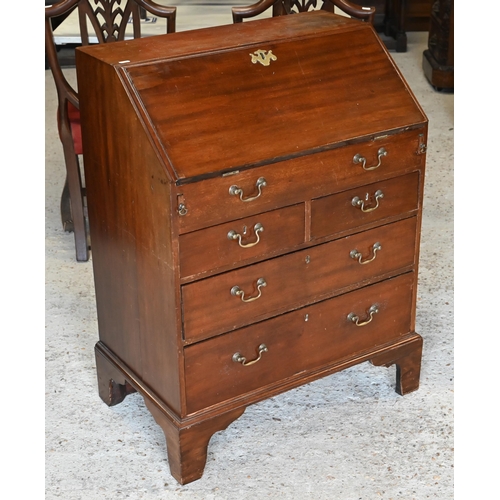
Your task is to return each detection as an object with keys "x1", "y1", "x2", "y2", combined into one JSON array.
[{"x1": 77, "y1": 11, "x2": 427, "y2": 183}]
